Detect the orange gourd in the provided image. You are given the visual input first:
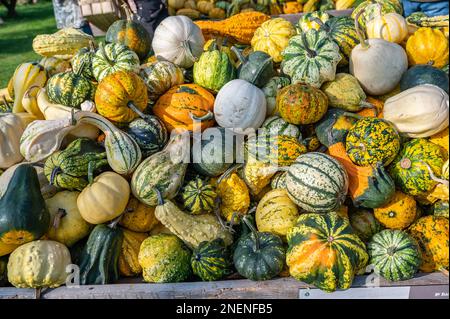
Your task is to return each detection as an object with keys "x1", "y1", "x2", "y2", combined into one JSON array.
[
  {"x1": 406, "y1": 28, "x2": 449, "y2": 68},
  {"x1": 153, "y1": 84, "x2": 215, "y2": 133}
]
